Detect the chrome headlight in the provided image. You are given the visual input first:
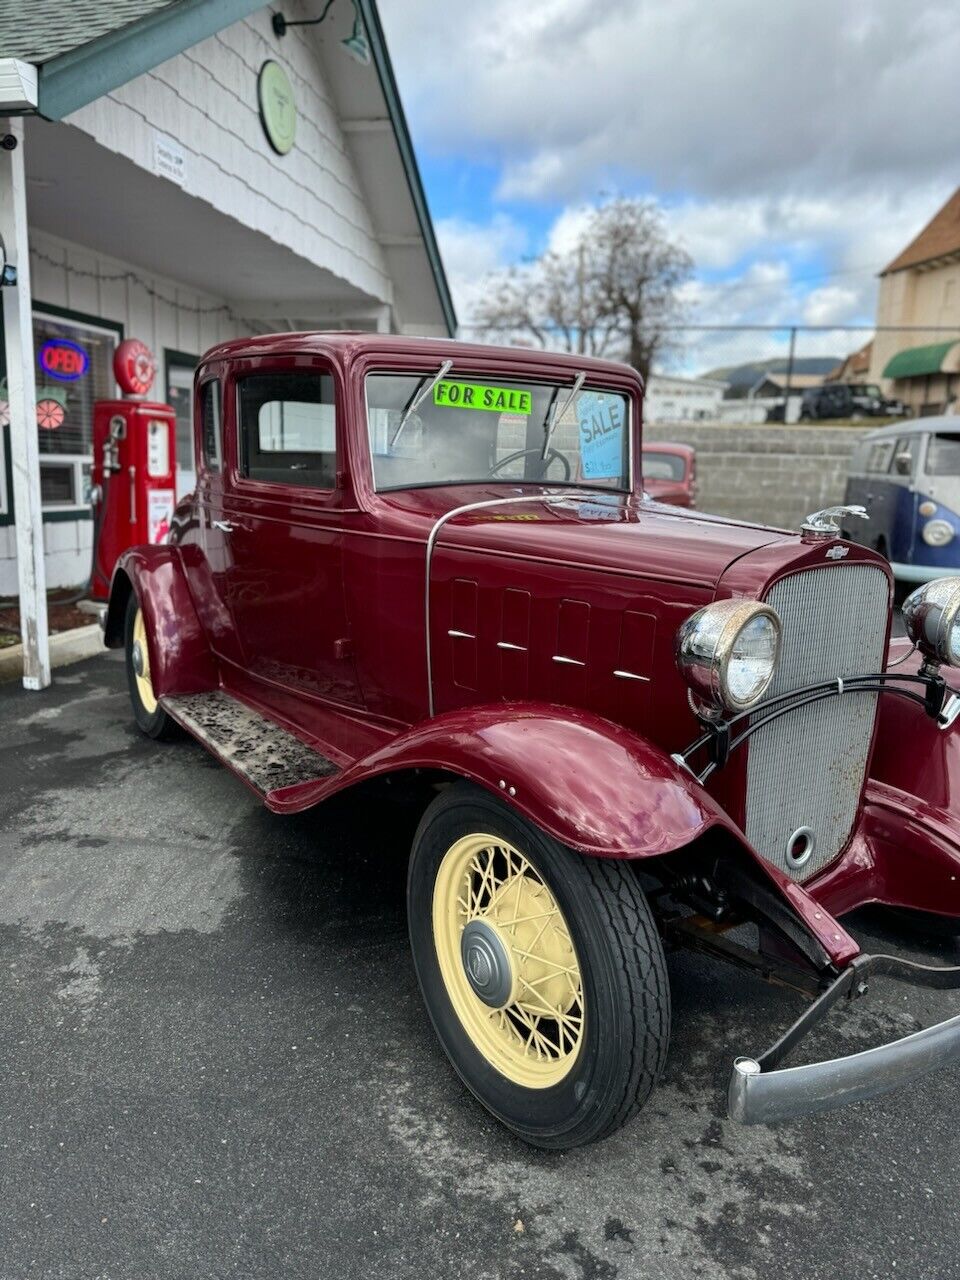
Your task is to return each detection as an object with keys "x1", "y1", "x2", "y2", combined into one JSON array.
[
  {"x1": 902, "y1": 578, "x2": 960, "y2": 667},
  {"x1": 676, "y1": 599, "x2": 781, "y2": 716}
]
